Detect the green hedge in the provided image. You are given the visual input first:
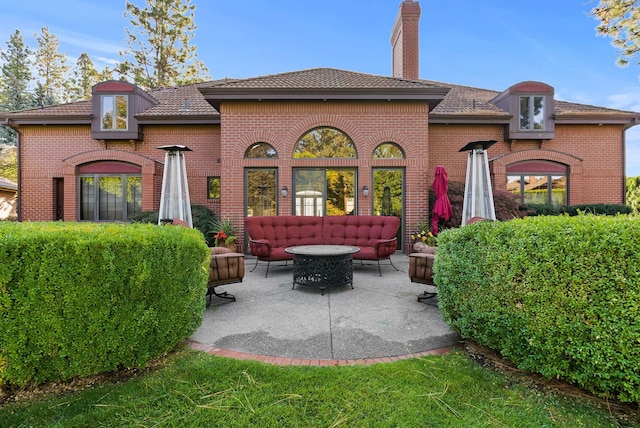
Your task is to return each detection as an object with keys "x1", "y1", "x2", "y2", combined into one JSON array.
[
  {"x1": 526, "y1": 203, "x2": 632, "y2": 217},
  {"x1": 434, "y1": 215, "x2": 640, "y2": 404},
  {"x1": 0, "y1": 222, "x2": 210, "y2": 387},
  {"x1": 128, "y1": 204, "x2": 218, "y2": 246}
]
